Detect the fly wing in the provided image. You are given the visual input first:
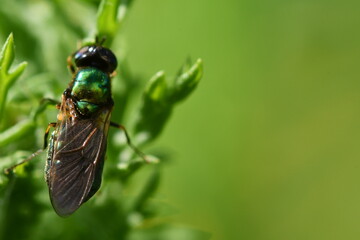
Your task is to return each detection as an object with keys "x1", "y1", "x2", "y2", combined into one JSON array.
[{"x1": 47, "y1": 106, "x2": 111, "y2": 217}]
